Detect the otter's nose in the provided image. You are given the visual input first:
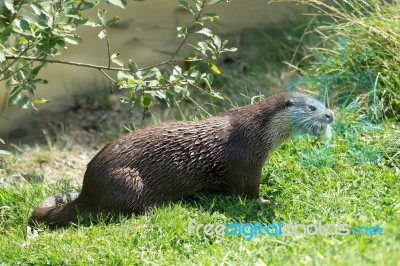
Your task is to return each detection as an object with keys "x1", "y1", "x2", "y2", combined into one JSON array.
[{"x1": 325, "y1": 112, "x2": 334, "y2": 123}]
